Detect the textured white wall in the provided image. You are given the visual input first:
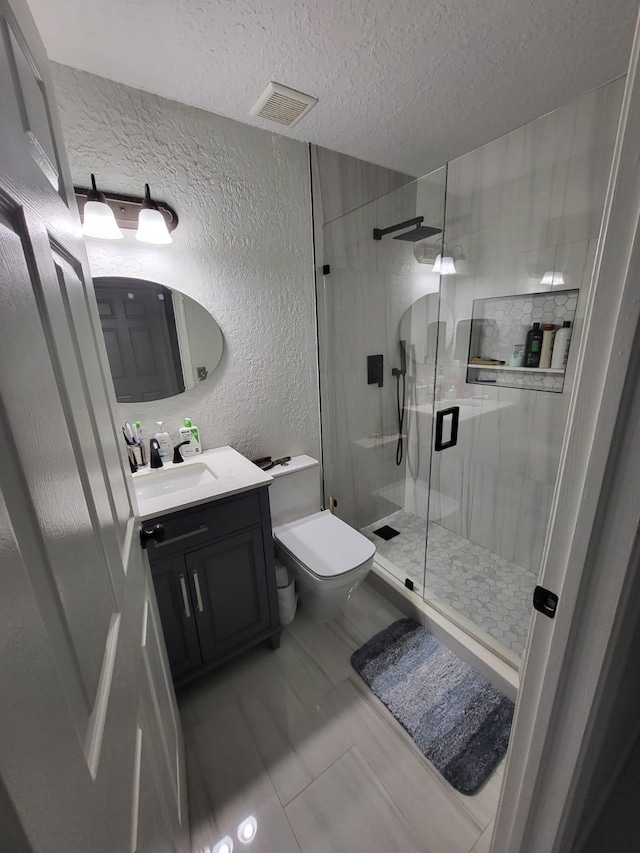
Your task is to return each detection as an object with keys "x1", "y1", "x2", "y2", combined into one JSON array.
[{"x1": 51, "y1": 64, "x2": 320, "y2": 460}]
